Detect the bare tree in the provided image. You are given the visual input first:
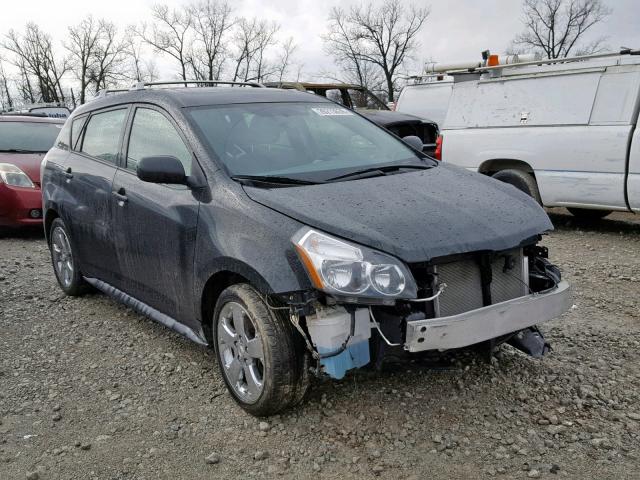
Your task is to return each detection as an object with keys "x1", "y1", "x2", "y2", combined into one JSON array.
[
  {"x1": 125, "y1": 29, "x2": 159, "y2": 83},
  {"x1": 66, "y1": 16, "x2": 102, "y2": 104},
  {"x1": 16, "y1": 59, "x2": 35, "y2": 104},
  {"x1": 136, "y1": 4, "x2": 193, "y2": 81},
  {"x1": 323, "y1": 7, "x2": 384, "y2": 91},
  {"x1": 323, "y1": 1, "x2": 429, "y2": 102},
  {"x1": 186, "y1": 0, "x2": 234, "y2": 81},
  {"x1": 514, "y1": 0, "x2": 611, "y2": 59},
  {"x1": 275, "y1": 37, "x2": 298, "y2": 82},
  {"x1": 67, "y1": 17, "x2": 128, "y2": 102},
  {"x1": 4, "y1": 23, "x2": 69, "y2": 103},
  {"x1": 87, "y1": 21, "x2": 128, "y2": 94},
  {"x1": 0, "y1": 58, "x2": 13, "y2": 110},
  {"x1": 231, "y1": 18, "x2": 280, "y2": 82}
]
